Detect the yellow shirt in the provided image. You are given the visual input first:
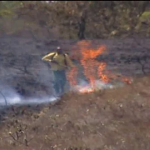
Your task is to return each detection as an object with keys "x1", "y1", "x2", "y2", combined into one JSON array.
[{"x1": 42, "y1": 52, "x2": 74, "y2": 71}]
